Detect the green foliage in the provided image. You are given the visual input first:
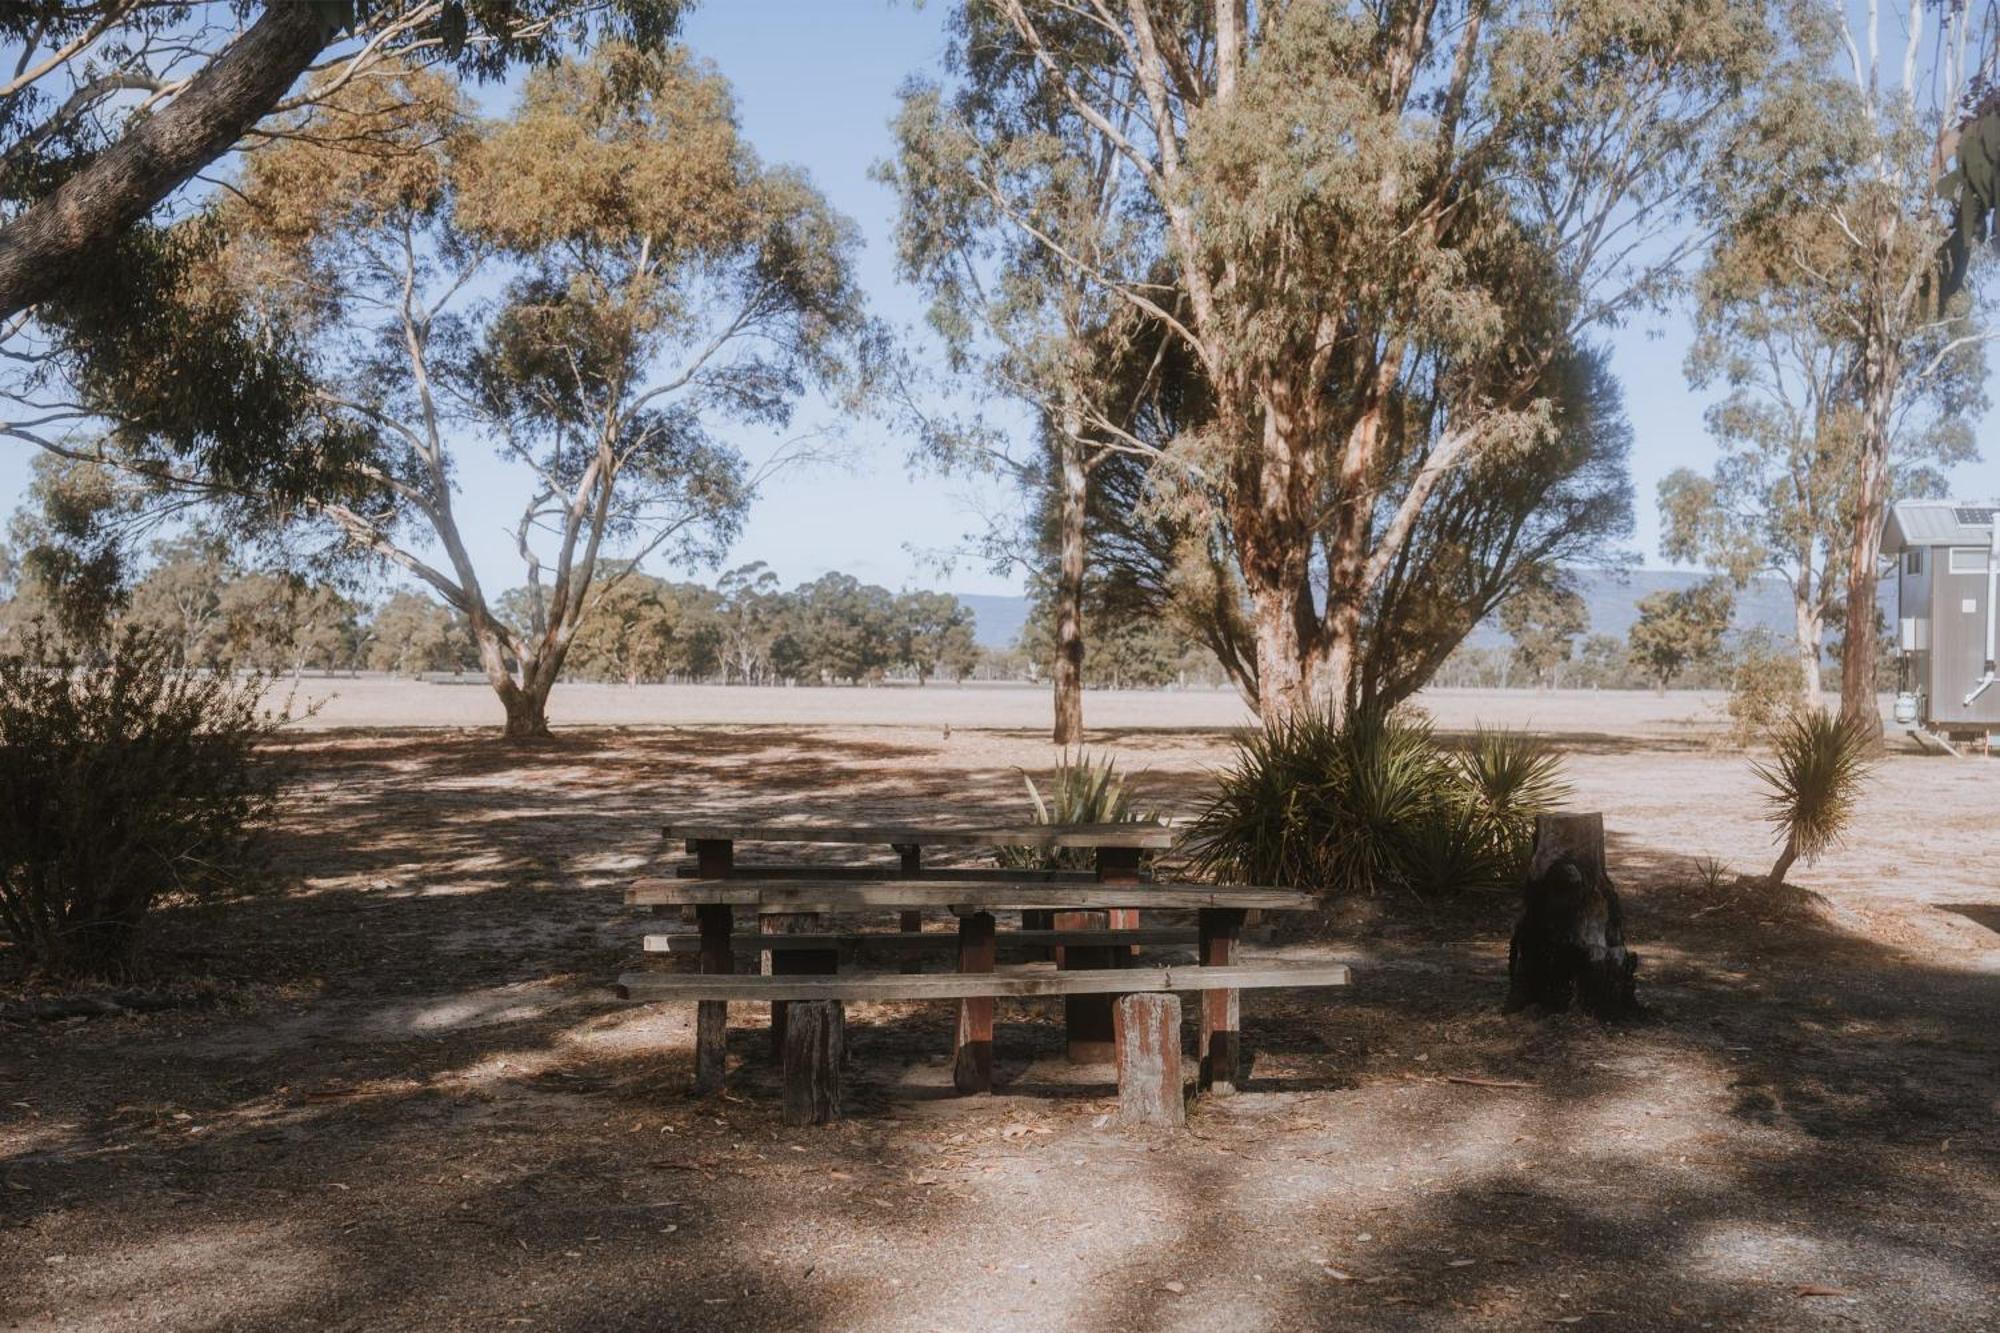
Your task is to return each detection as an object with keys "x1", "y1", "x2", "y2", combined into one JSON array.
[
  {"x1": 1499, "y1": 578, "x2": 1590, "y2": 688},
  {"x1": 0, "y1": 630, "x2": 285, "y2": 980},
  {"x1": 1725, "y1": 631, "x2": 1807, "y2": 746},
  {"x1": 1458, "y1": 728, "x2": 1573, "y2": 878},
  {"x1": 996, "y1": 751, "x2": 1156, "y2": 872},
  {"x1": 366, "y1": 592, "x2": 475, "y2": 675},
  {"x1": 1627, "y1": 577, "x2": 1736, "y2": 689},
  {"x1": 1753, "y1": 709, "x2": 1875, "y2": 887},
  {"x1": 1186, "y1": 708, "x2": 1568, "y2": 897}
]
